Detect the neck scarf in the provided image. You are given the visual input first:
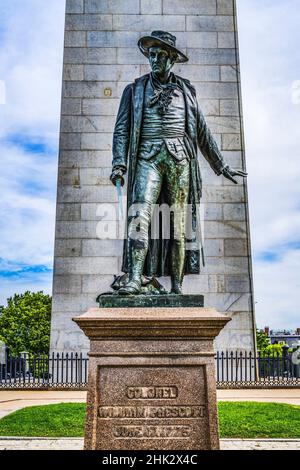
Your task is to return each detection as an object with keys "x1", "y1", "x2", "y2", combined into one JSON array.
[{"x1": 148, "y1": 73, "x2": 182, "y2": 115}]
